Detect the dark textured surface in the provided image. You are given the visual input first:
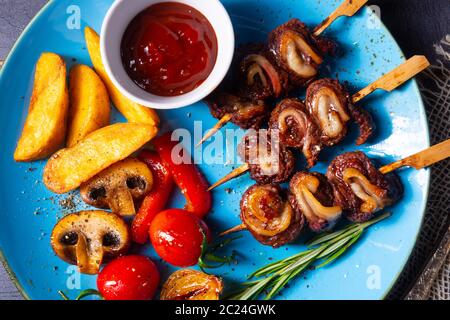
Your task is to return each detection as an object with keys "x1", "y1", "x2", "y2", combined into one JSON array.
[
  {"x1": 0, "y1": 0, "x2": 449, "y2": 300},
  {"x1": 372, "y1": 0, "x2": 450, "y2": 63},
  {"x1": 405, "y1": 228, "x2": 450, "y2": 300}
]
